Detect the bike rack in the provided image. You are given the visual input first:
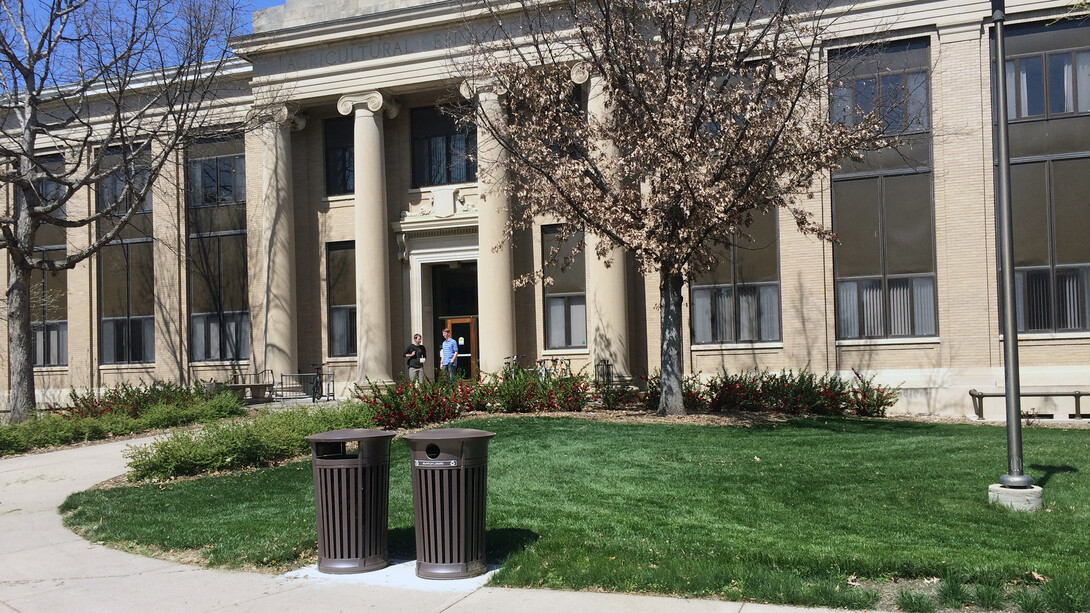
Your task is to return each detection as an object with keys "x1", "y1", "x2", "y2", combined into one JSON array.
[{"x1": 277, "y1": 373, "x2": 336, "y2": 400}]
